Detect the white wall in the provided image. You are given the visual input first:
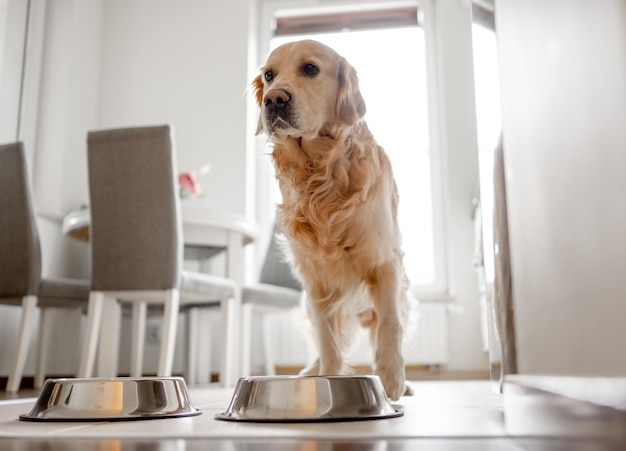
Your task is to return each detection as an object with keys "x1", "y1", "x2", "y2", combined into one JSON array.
[
  {"x1": 496, "y1": 0, "x2": 626, "y2": 375},
  {"x1": 97, "y1": 0, "x2": 254, "y2": 218},
  {"x1": 33, "y1": 0, "x2": 103, "y2": 220},
  {"x1": 31, "y1": 0, "x2": 254, "y2": 220}
]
